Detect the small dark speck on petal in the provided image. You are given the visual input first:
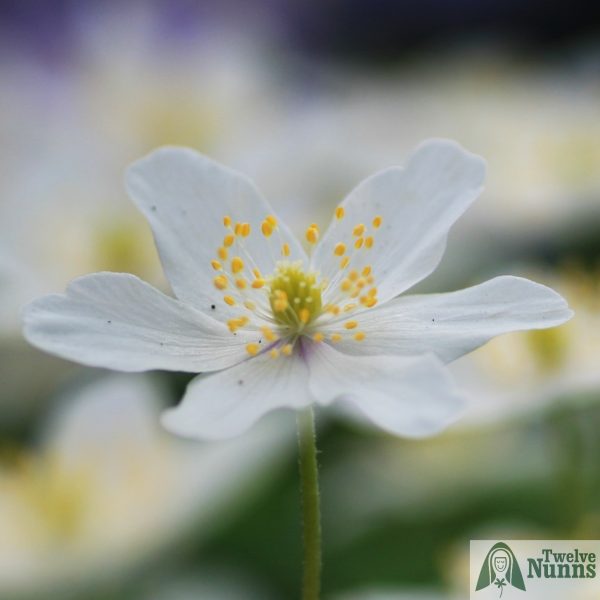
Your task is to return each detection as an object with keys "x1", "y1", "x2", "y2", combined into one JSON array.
[
  {"x1": 151, "y1": 205, "x2": 157, "y2": 211},
  {"x1": 238, "y1": 379, "x2": 244, "y2": 385},
  {"x1": 107, "y1": 320, "x2": 112, "y2": 324},
  {"x1": 431, "y1": 318, "x2": 435, "y2": 322},
  {"x1": 258, "y1": 339, "x2": 262, "y2": 344},
  {"x1": 211, "y1": 305, "x2": 216, "y2": 310}
]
